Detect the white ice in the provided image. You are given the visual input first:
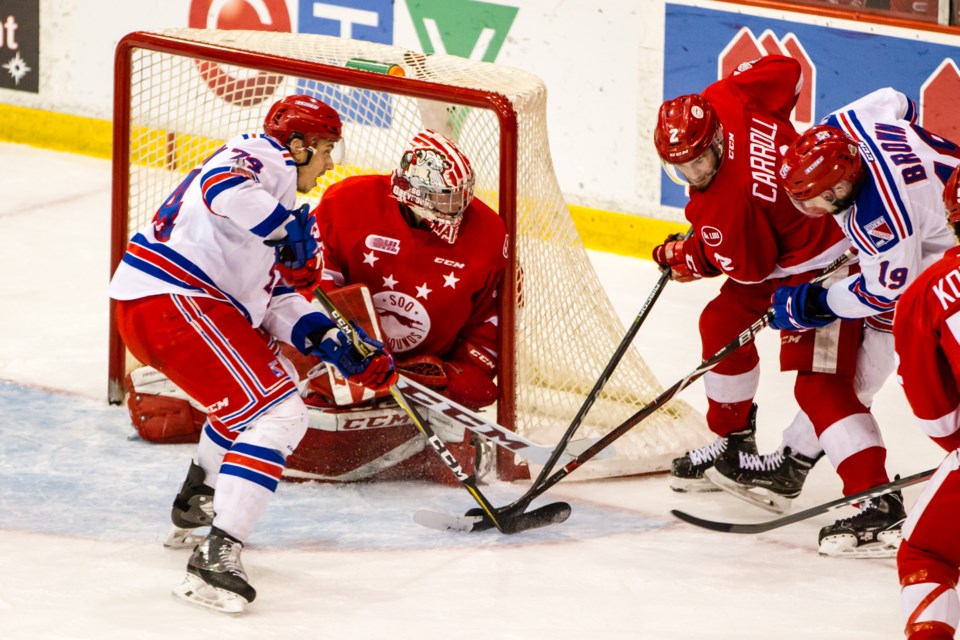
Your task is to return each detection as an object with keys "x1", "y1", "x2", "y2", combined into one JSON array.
[{"x1": 0, "y1": 142, "x2": 946, "y2": 639}]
